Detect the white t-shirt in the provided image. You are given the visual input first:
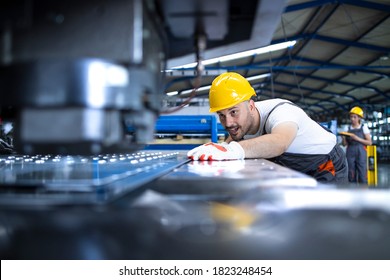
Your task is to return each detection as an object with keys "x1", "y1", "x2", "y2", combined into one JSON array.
[{"x1": 243, "y1": 99, "x2": 336, "y2": 154}]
